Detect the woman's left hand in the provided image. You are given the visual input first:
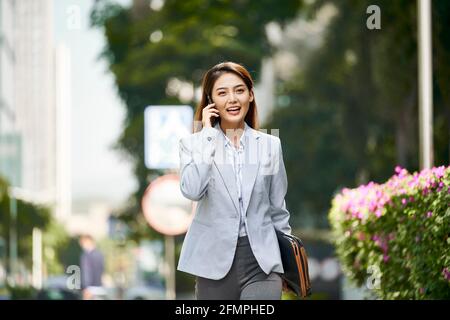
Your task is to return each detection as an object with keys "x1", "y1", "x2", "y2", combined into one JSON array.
[{"x1": 281, "y1": 279, "x2": 295, "y2": 294}]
